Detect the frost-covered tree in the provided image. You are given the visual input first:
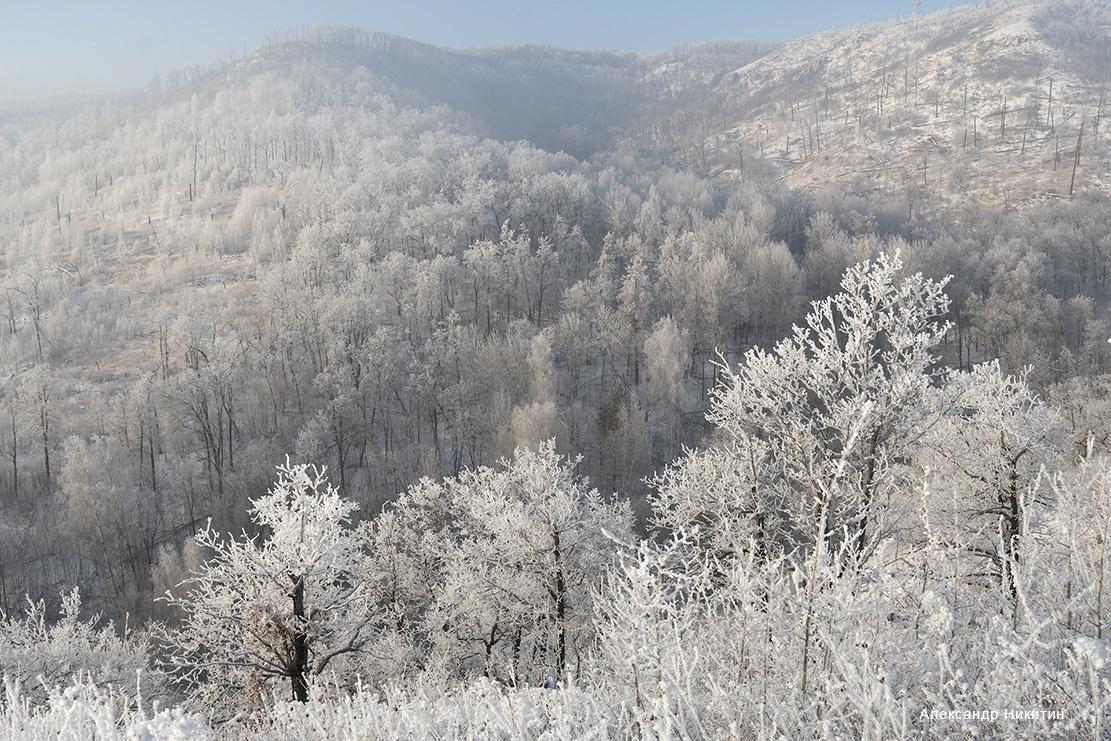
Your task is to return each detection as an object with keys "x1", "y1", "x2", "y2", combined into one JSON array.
[
  {"x1": 671, "y1": 251, "x2": 950, "y2": 563},
  {"x1": 358, "y1": 476, "x2": 453, "y2": 683},
  {"x1": 427, "y1": 441, "x2": 633, "y2": 684},
  {"x1": 162, "y1": 462, "x2": 375, "y2": 711},
  {"x1": 507, "y1": 331, "x2": 558, "y2": 452},
  {"x1": 643, "y1": 316, "x2": 690, "y2": 457},
  {"x1": 15, "y1": 364, "x2": 56, "y2": 486},
  {"x1": 623, "y1": 250, "x2": 1111, "y2": 737},
  {"x1": 923, "y1": 361, "x2": 1063, "y2": 605},
  {"x1": 651, "y1": 436, "x2": 781, "y2": 559},
  {"x1": 1046, "y1": 450, "x2": 1111, "y2": 640},
  {"x1": 591, "y1": 532, "x2": 718, "y2": 736}
]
